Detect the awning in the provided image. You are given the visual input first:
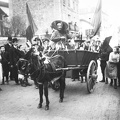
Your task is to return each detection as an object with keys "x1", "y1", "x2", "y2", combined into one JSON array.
[{"x1": 0, "y1": 7, "x2": 8, "y2": 17}]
